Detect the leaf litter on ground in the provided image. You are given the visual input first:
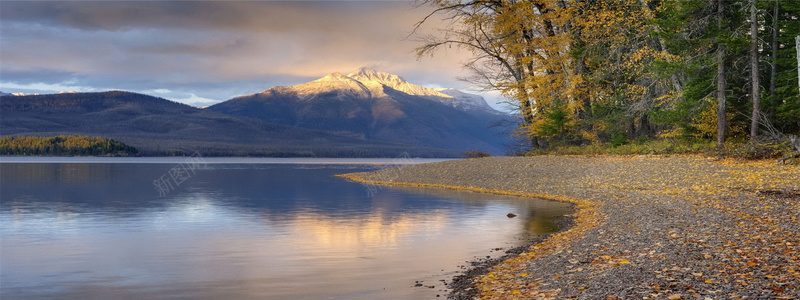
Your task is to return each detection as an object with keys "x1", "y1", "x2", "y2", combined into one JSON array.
[{"x1": 341, "y1": 155, "x2": 799, "y2": 299}]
